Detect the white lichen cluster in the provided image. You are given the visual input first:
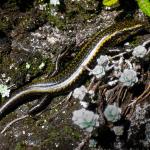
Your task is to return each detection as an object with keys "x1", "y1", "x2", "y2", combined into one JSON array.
[
  {"x1": 0, "y1": 84, "x2": 10, "y2": 98},
  {"x1": 26, "y1": 62, "x2": 31, "y2": 69},
  {"x1": 50, "y1": 0, "x2": 60, "y2": 6},
  {"x1": 39, "y1": 3, "x2": 47, "y2": 10},
  {"x1": 39, "y1": 62, "x2": 45, "y2": 69},
  {"x1": 129, "y1": 104, "x2": 150, "y2": 130},
  {"x1": 113, "y1": 126, "x2": 124, "y2": 136},
  {"x1": 129, "y1": 103, "x2": 150, "y2": 148},
  {"x1": 145, "y1": 123, "x2": 150, "y2": 143},
  {"x1": 135, "y1": 104, "x2": 147, "y2": 121},
  {"x1": 1, "y1": 73, "x2": 11, "y2": 83},
  {"x1": 72, "y1": 108, "x2": 99, "y2": 132},
  {"x1": 141, "y1": 122, "x2": 150, "y2": 148}
]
